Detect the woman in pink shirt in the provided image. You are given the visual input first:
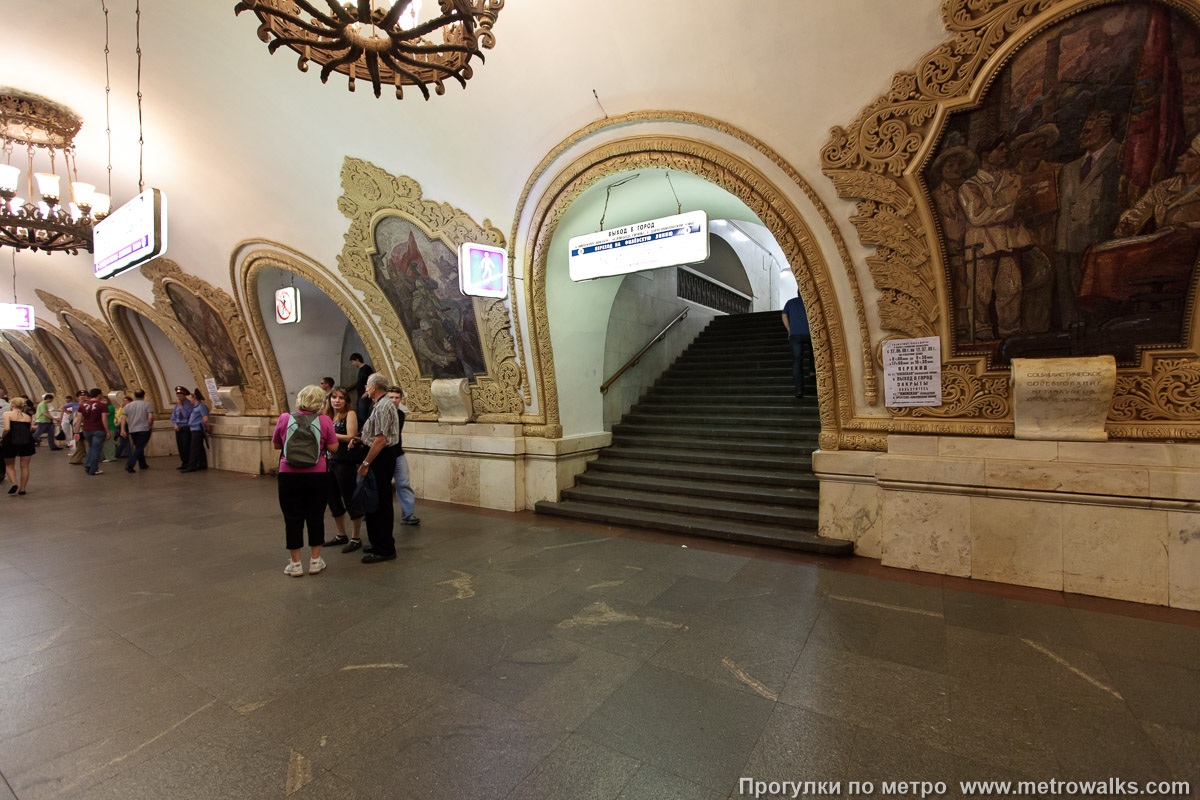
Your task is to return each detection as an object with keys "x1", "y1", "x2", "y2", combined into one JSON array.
[{"x1": 272, "y1": 384, "x2": 339, "y2": 577}]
